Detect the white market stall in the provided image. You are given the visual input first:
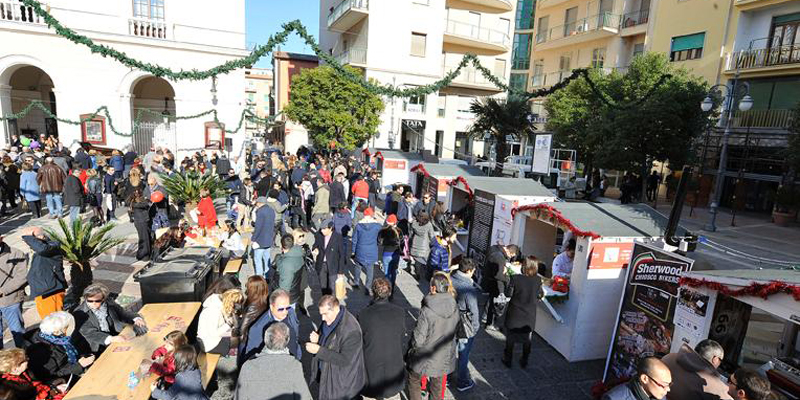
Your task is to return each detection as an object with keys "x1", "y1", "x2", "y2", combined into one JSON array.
[
  {"x1": 673, "y1": 269, "x2": 800, "y2": 398},
  {"x1": 446, "y1": 176, "x2": 557, "y2": 260},
  {"x1": 508, "y1": 202, "x2": 683, "y2": 362},
  {"x1": 365, "y1": 149, "x2": 424, "y2": 191},
  {"x1": 409, "y1": 163, "x2": 485, "y2": 201}
]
